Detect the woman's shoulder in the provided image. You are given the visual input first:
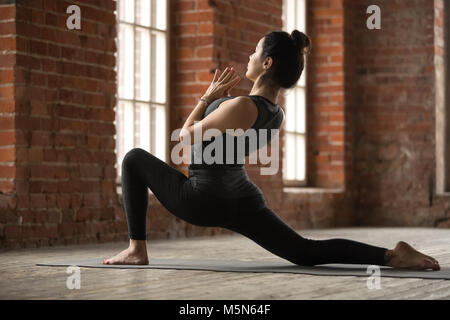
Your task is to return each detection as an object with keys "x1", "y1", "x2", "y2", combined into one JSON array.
[{"x1": 216, "y1": 96, "x2": 257, "y2": 110}]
